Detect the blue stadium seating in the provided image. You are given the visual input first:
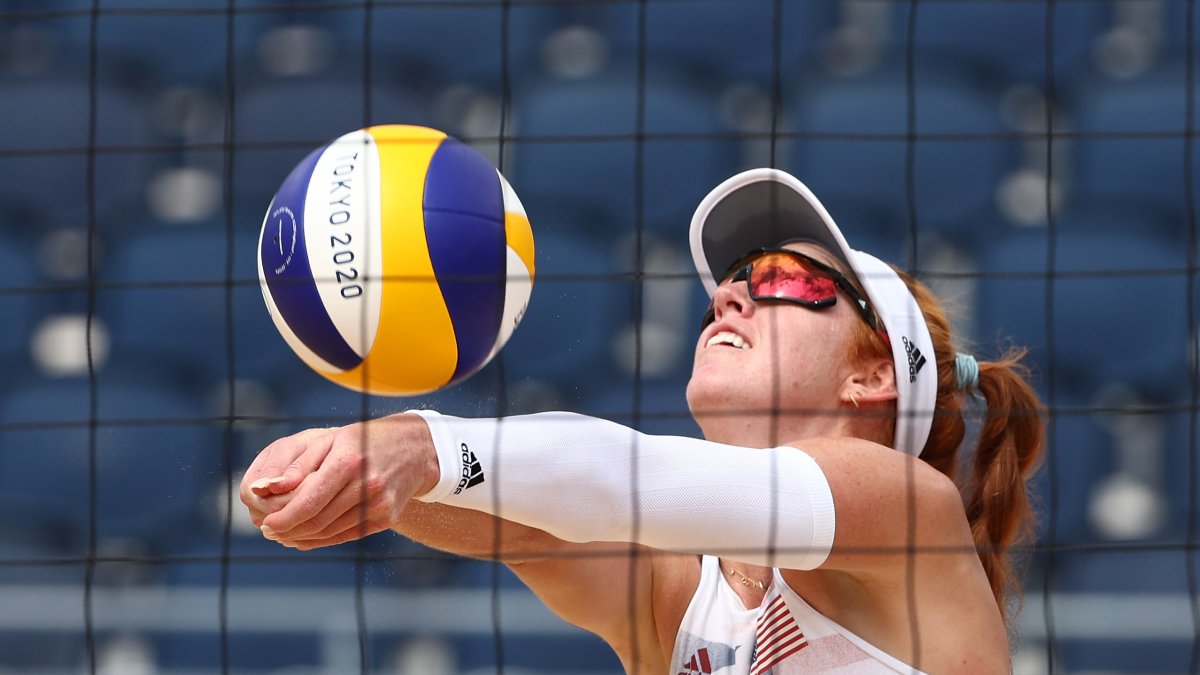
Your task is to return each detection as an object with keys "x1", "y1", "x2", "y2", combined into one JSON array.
[
  {"x1": 158, "y1": 531, "x2": 461, "y2": 670},
  {"x1": 784, "y1": 70, "x2": 1019, "y2": 249},
  {"x1": 231, "y1": 73, "x2": 432, "y2": 225},
  {"x1": 370, "y1": 2, "x2": 562, "y2": 88},
  {"x1": 1050, "y1": 198, "x2": 1185, "y2": 242},
  {"x1": 0, "y1": 373, "x2": 221, "y2": 557},
  {"x1": 456, "y1": 634, "x2": 623, "y2": 674},
  {"x1": 580, "y1": 376, "x2": 702, "y2": 440},
  {"x1": 895, "y1": 0, "x2": 1111, "y2": 86},
  {"x1": 0, "y1": 233, "x2": 37, "y2": 361},
  {"x1": 279, "y1": 365, "x2": 506, "y2": 435},
  {"x1": 1072, "y1": 67, "x2": 1196, "y2": 228},
  {"x1": 0, "y1": 75, "x2": 157, "y2": 225},
  {"x1": 570, "y1": 0, "x2": 836, "y2": 87},
  {"x1": 975, "y1": 228, "x2": 1188, "y2": 401},
  {"x1": 1032, "y1": 393, "x2": 1118, "y2": 547},
  {"x1": 805, "y1": 196, "x2": 914, "y2": 268},
  {"x1": 498, "y1": 229, "x2": 627, "y2": 387},
  {"x1": 97, "y1": 225, "x2": 298, "y2": 388},
  {"x1": 1049, "y1": 548, "x2": 1194, "y2": 672},
  {"x1": 1163, "y1": 0, "x2": 1200, "y2": 59},
  {"x1": 0, "y1": 631, "x2": 86, "y2": 674},
  {"x1": 91, "y1": 10, "x2": 232, "y2": 85},
  {"x1": 510, "y1": 73, "x2": 740, "y2": 239},
  {"x1": 1162, "y1": 401, "x2": 1199, "y2": 541}
]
